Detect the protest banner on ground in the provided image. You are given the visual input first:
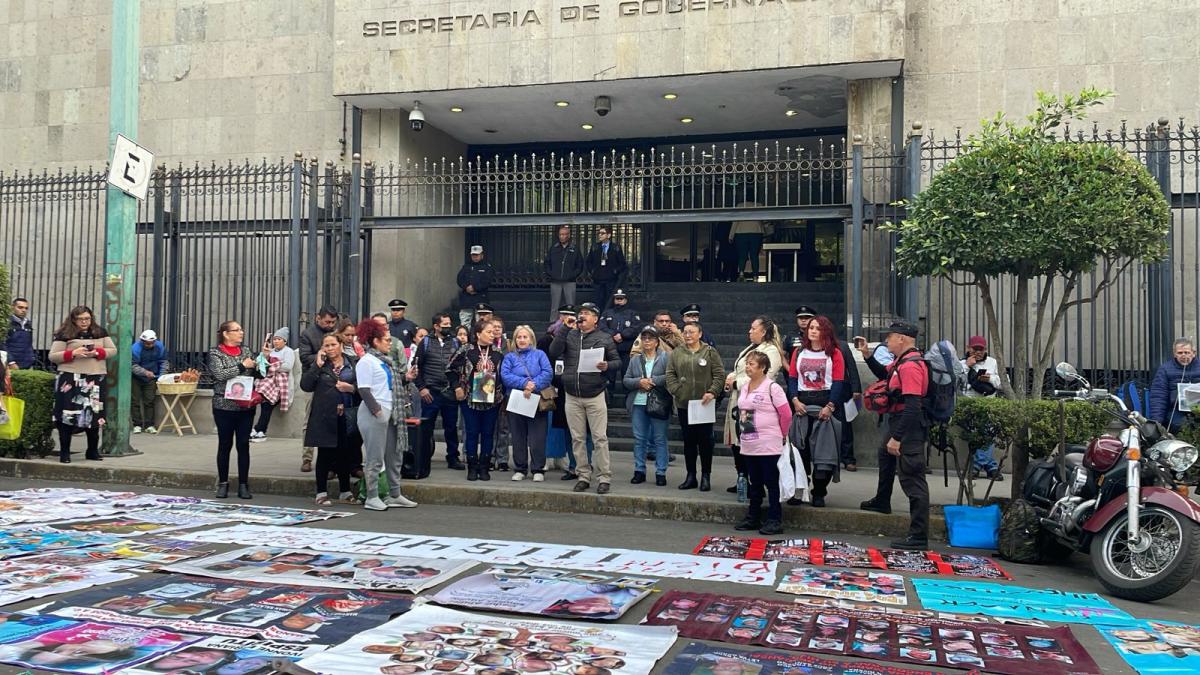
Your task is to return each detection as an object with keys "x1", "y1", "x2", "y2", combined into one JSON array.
[
  {"x1": 786, "y1": 596, "x2": 1049, "y2": 628},
  {"x1": 643, "y1": 590, "x2": 1100, "y2": 675},
  {"x1": 123, "y1": 636, "x2": 328, "y2": 674},
  {"x1": 162, "y1": 502, "x2": 350, "y2": 526},
  {"x1": 0, "y1": 488, "x2": 198, "y2": 526},
  {"x1": 163, "y1": 547, "x2": 475, "y2": 593},
  {"x1": 0, "y1": 617, "x2": 201, "y2": 674},
  {"x1": 0, "y1": 527, "x2": 122, "y2": 560},
  {"x1": 663, "y1": 641, "x2": 959, "y2": 674},
  {"x1": 0, "y1": 559, "x2": 135, "y2": 607},
  {"x1": 777, "y1": 568, "x2": 908, "y2": 606},
  {"x1": 46, "y1": 508, "x2": 231, "y2": 537},
  {"x1": 911, "y1": 579, "x2": 1136, "y2": 625},
  {"x1": 694, "y1": 536, "x2": 1010, "y2": 580},
  {"x1": 20, "y1": 537, "x2": 217, "y2": 572},
  {"x1": 296, "y1": 603, "x2": 677, "y2": 675},
  {"x1": 179, "y1": 524, "x2": 777, "y2": 586},
  {"x1": 1098, "y1": 620, "x2": 1200, "y2": 674},
  {"x1": 44, "y1": 575, "x2": 412, "y2": 644},
  {"x1": 431, "y1": 566, "x2": 654, "y2": 620}
]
